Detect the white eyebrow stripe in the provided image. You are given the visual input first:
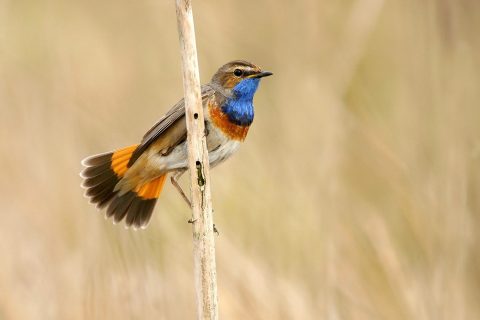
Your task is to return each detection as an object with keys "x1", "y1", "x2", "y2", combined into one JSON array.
[{"x1": 231, "y1": 66, "x2": 255, "y2": 73}]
